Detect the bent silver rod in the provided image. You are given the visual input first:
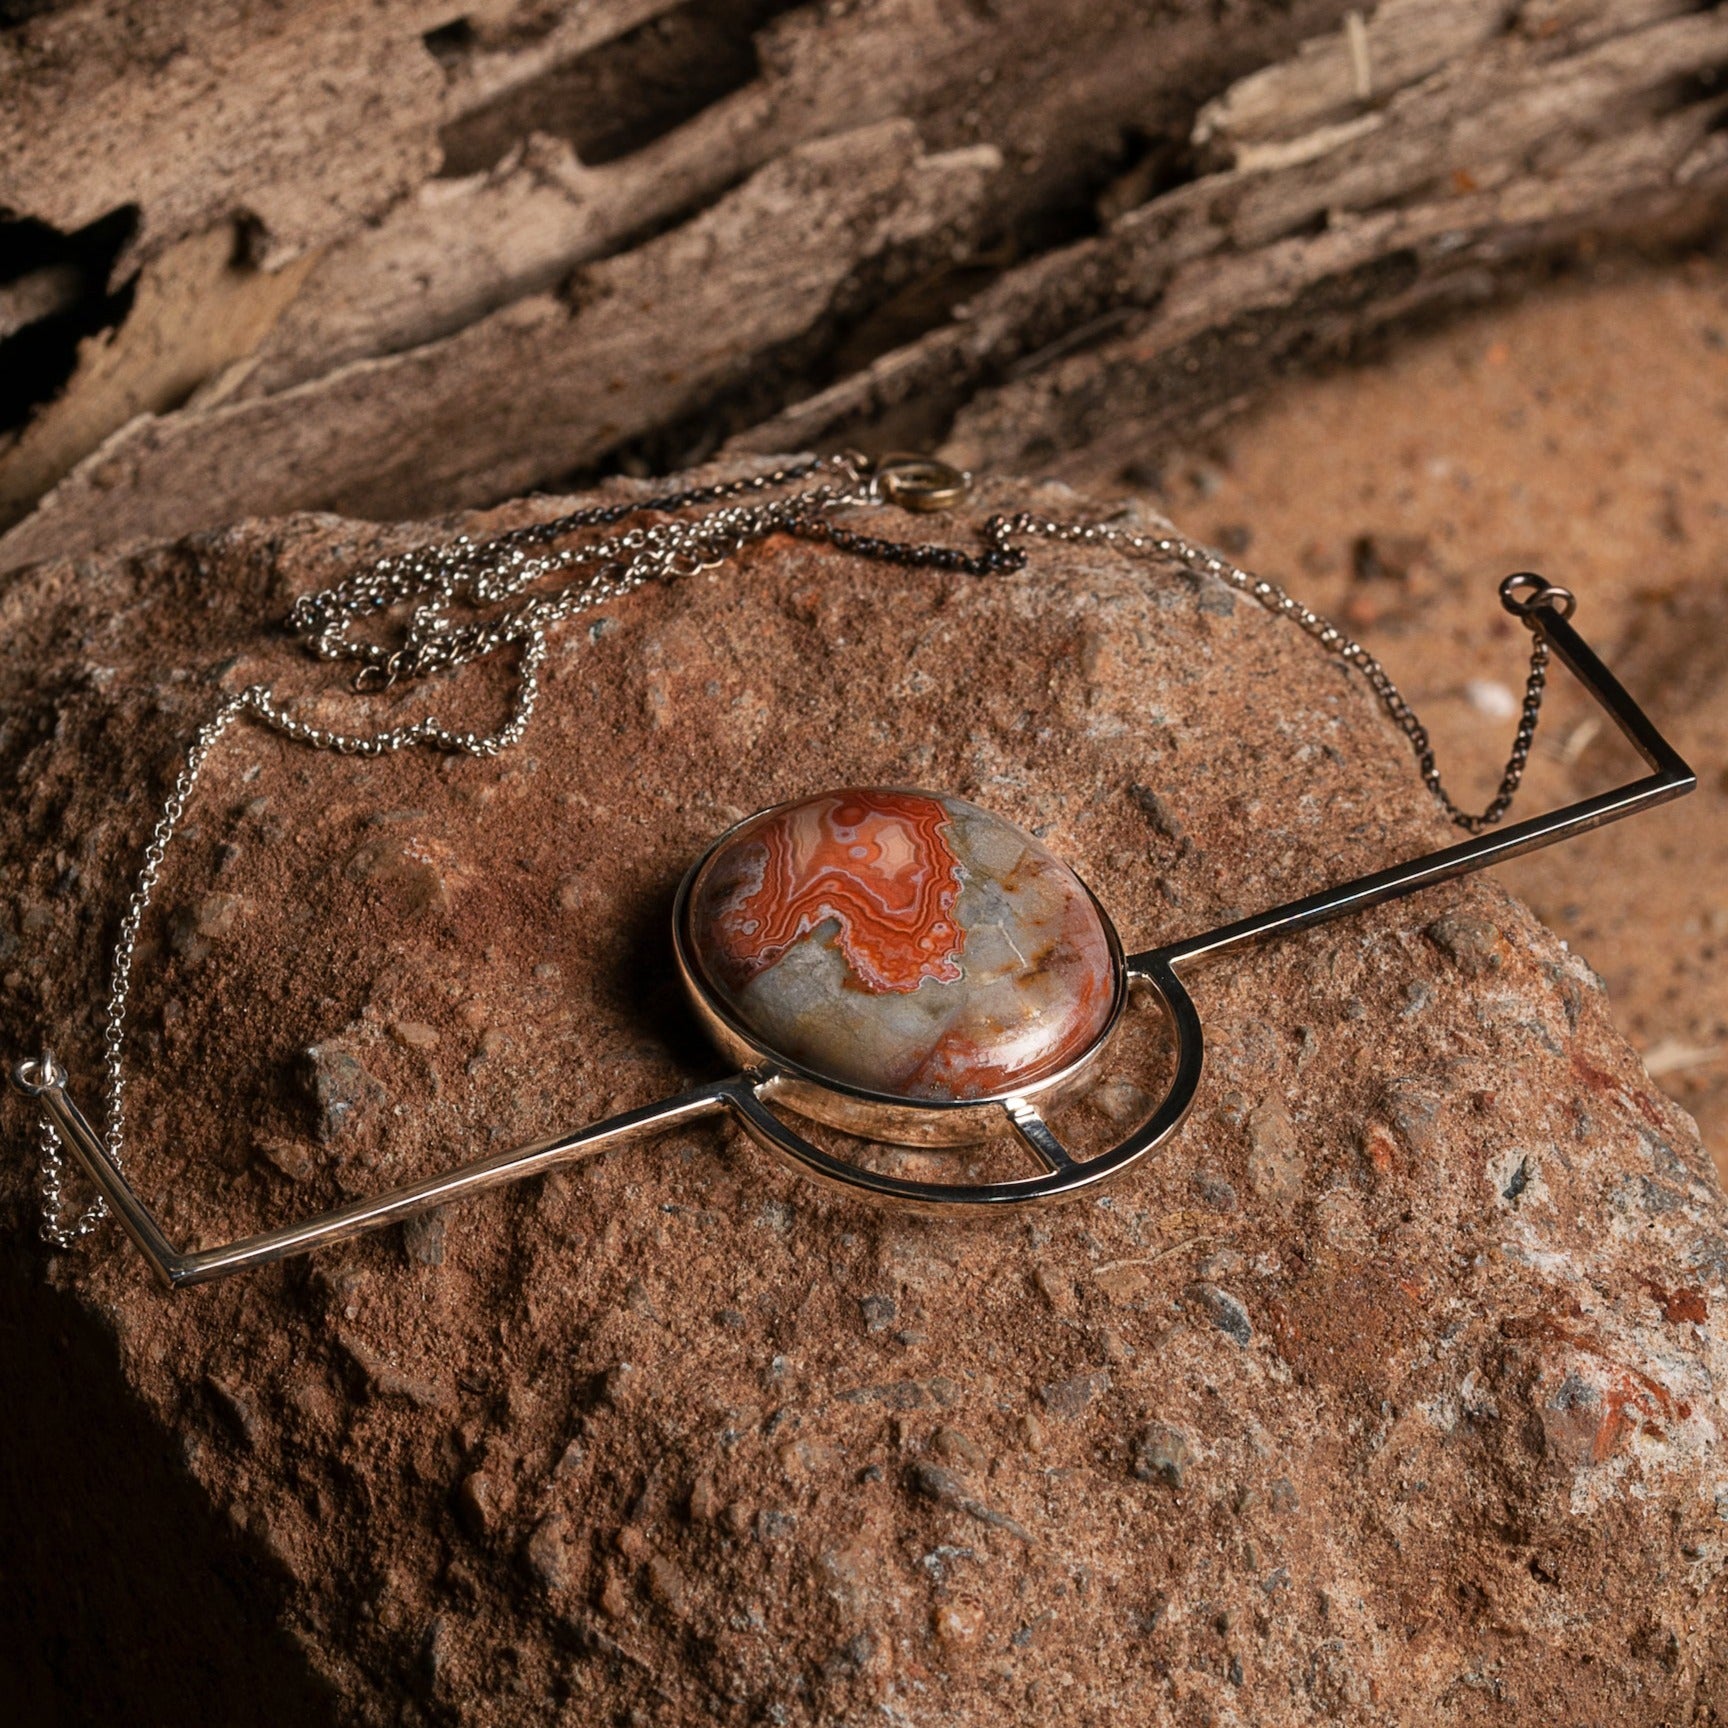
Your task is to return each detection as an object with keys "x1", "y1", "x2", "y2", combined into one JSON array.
[
  {"x1": 1131, "y1": 606, "x2": 1695, "y2": 976},
  {"x1": 20, "y1": 1070, "x2": 733, "y2": 1289},
  {"x1": 11, "y1": 593, "x2": 1697, "y2": 1285}
]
